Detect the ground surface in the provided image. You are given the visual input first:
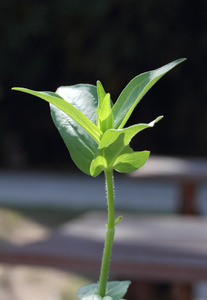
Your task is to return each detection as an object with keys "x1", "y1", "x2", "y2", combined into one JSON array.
[{"x1": 0, "y1": 207, "x2": 92, "y2": 300}]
